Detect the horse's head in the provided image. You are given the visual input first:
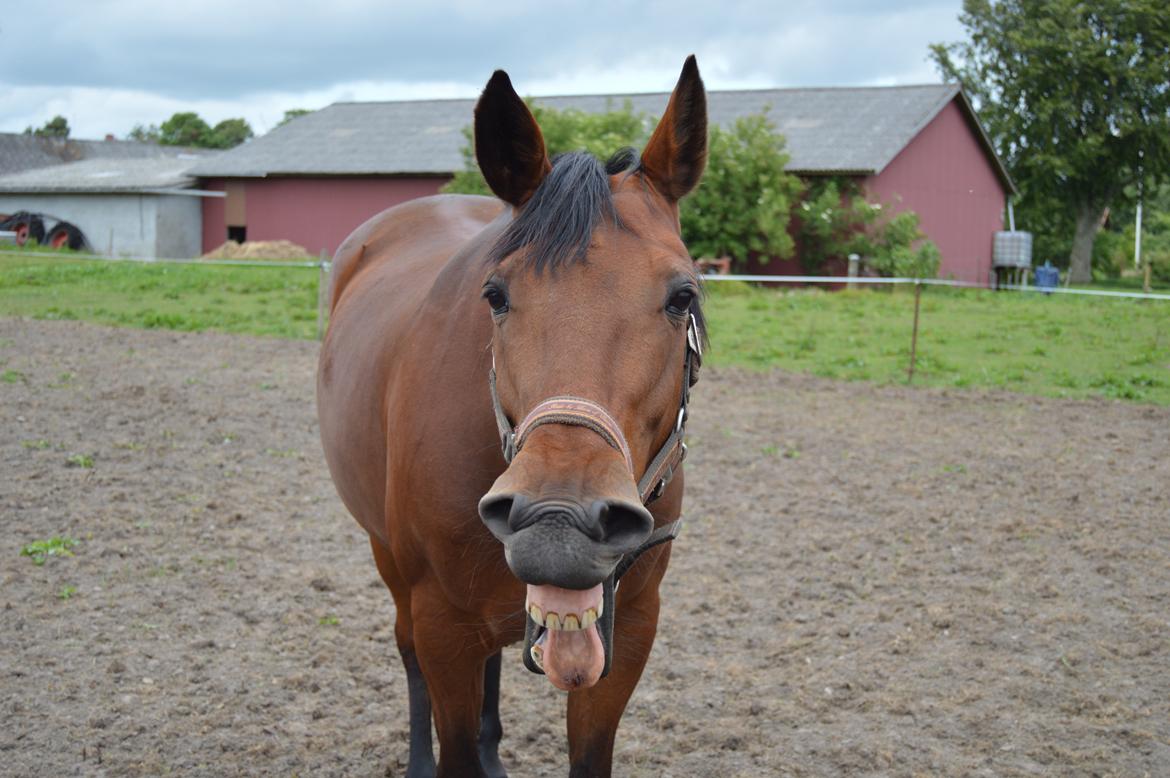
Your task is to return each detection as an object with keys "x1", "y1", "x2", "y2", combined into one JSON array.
[{"x1": 475, "y1": 58, "x2": 707, "y2": 690}]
